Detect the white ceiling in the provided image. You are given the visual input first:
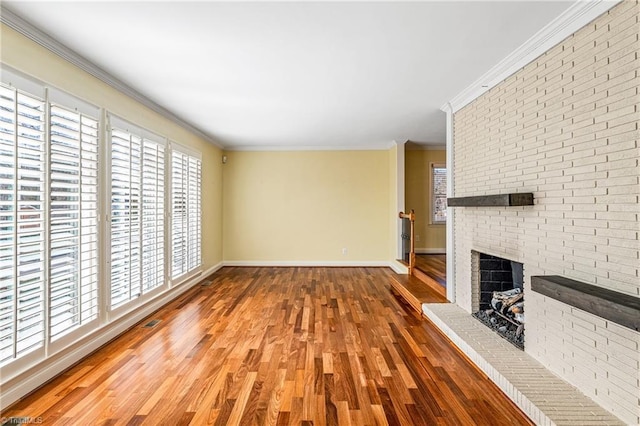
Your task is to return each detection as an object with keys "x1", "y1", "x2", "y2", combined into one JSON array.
[{"x1": 5, "y1": 1, "x2": 573, "y2": 150}]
